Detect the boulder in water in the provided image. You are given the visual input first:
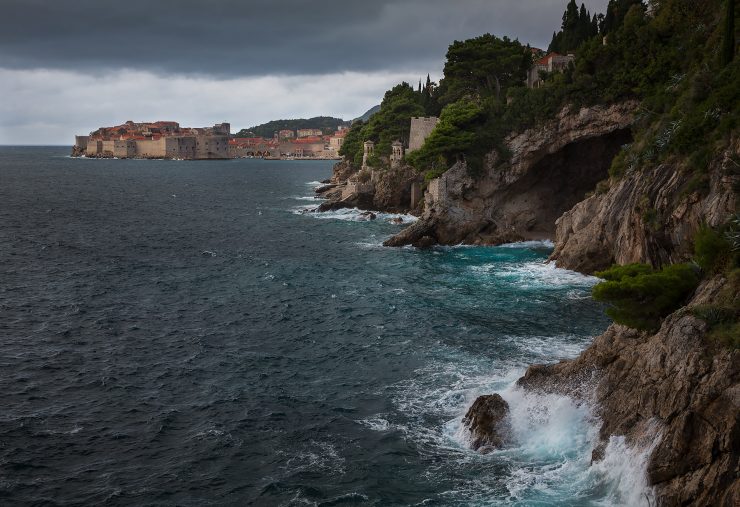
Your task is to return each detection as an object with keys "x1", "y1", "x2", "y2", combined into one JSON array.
[{"x1": 462, "y1": 394, "x2": 510, "y2": 452}]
